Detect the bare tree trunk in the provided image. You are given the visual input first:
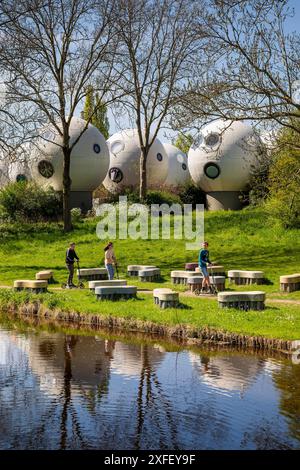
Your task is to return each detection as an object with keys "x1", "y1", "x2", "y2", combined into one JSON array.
[
  {"x1": 139, "y1": 147, "x2": 147, "y2": 201},
  {"x1": 63, "y1": 147, "x2": 72, "y2": 232}
]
